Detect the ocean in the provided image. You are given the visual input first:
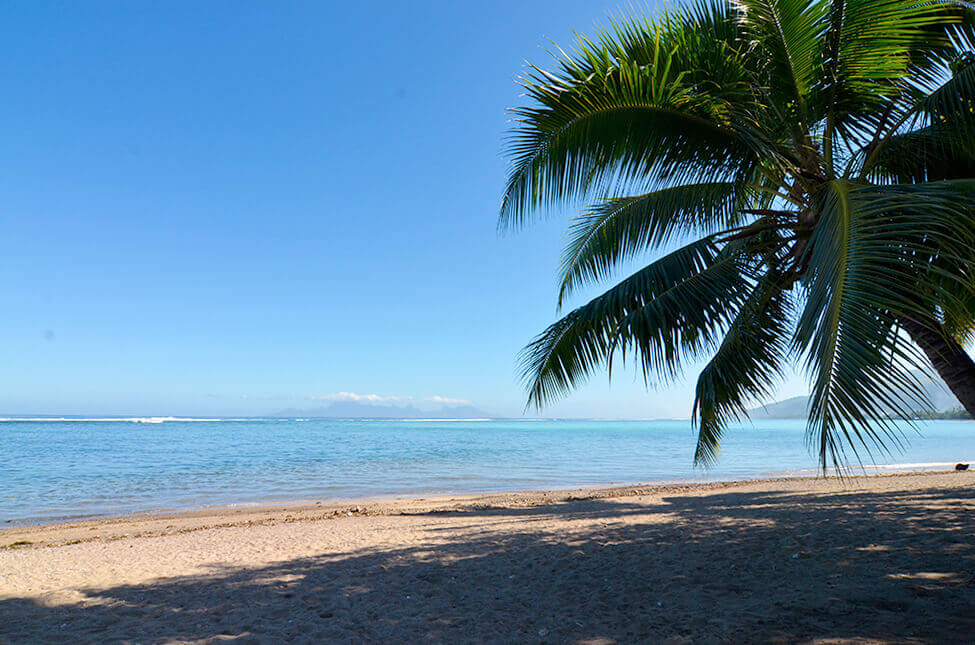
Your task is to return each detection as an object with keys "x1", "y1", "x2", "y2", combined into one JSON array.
[{"x1": 2, "y1": 417, "x2": 973, "y2": 525}]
